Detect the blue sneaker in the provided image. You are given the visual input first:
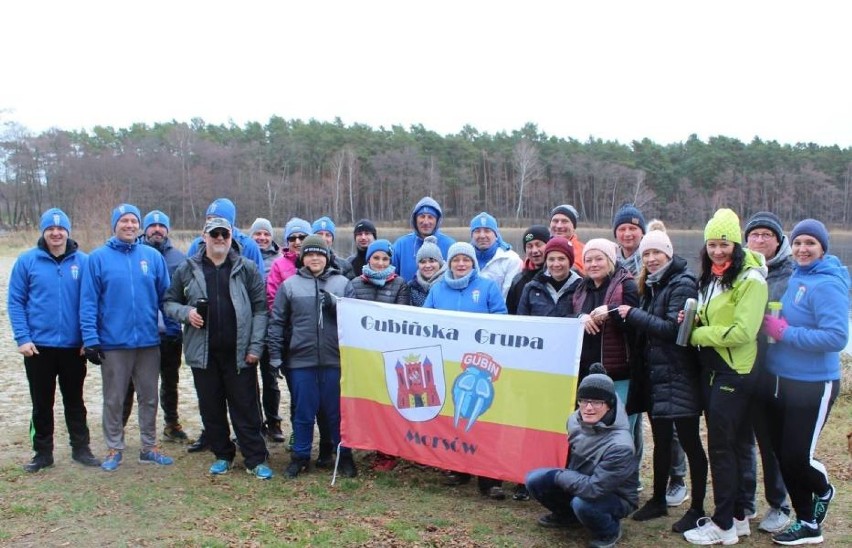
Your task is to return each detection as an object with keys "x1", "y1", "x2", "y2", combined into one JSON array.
[
  {"x1": 248, "y1": 462, "x2": 274, "y2": 480},
  {"x1": 139, "y1": 447, "x2": 174, "y2": 466},
  {"x1": 101, "y1": 450, "x2": 123, "y2": 472},
  {"x1": 209, "y1": 459, "x2": 233, "y2": 475}
]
